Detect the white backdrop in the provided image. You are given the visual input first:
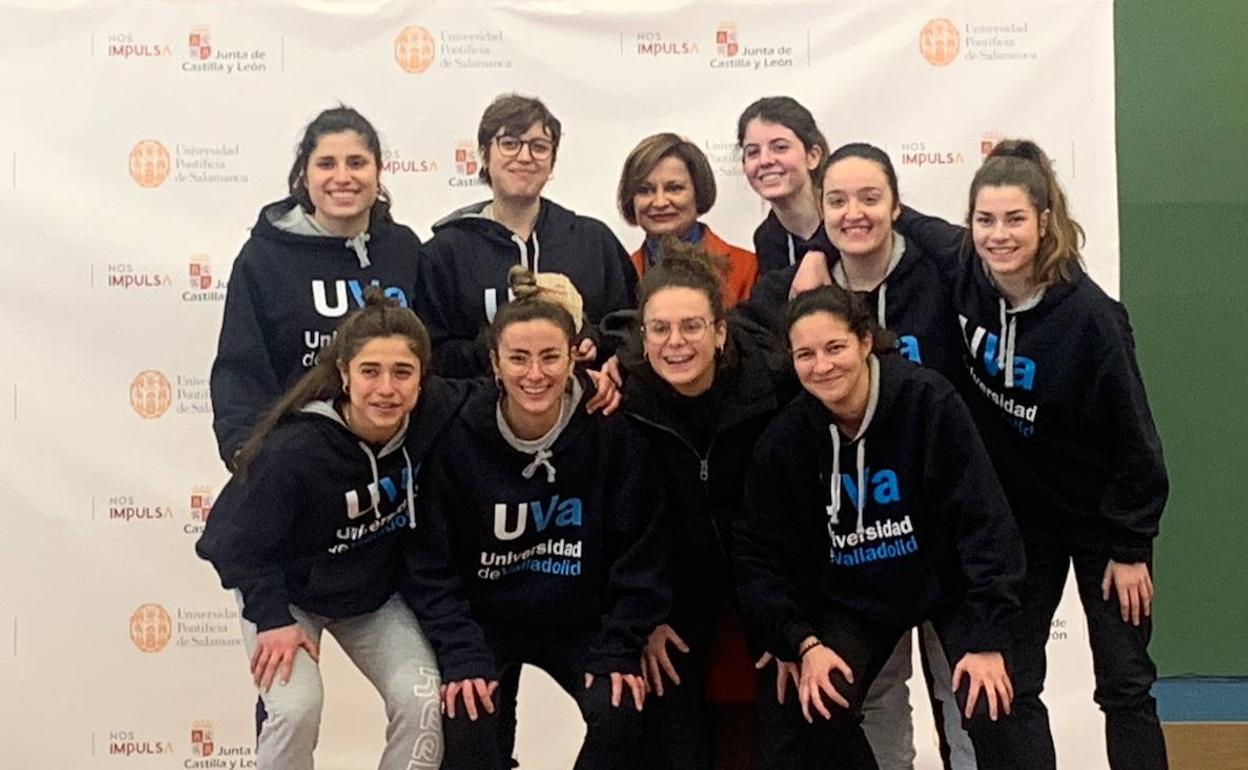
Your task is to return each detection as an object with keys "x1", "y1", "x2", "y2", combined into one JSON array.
[{"x1": 0, "y1": 1, "x2": 1118, "y2": 767}]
